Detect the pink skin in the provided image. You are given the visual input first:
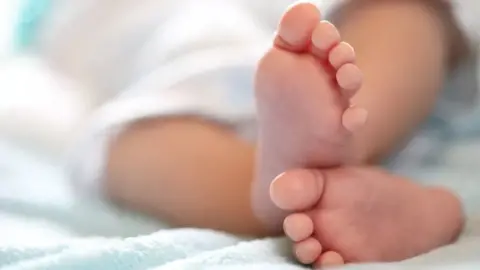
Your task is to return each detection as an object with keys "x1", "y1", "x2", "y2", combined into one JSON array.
[
  {"x1": 253, "y1": 2, "x2": 463, "y2": 268},
  {"x1": 253, "y1": 2, "x2": 366, "y2": 233},
  {"x1": 271, "y1": 167, "x2": 462, "y2": 267}
]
